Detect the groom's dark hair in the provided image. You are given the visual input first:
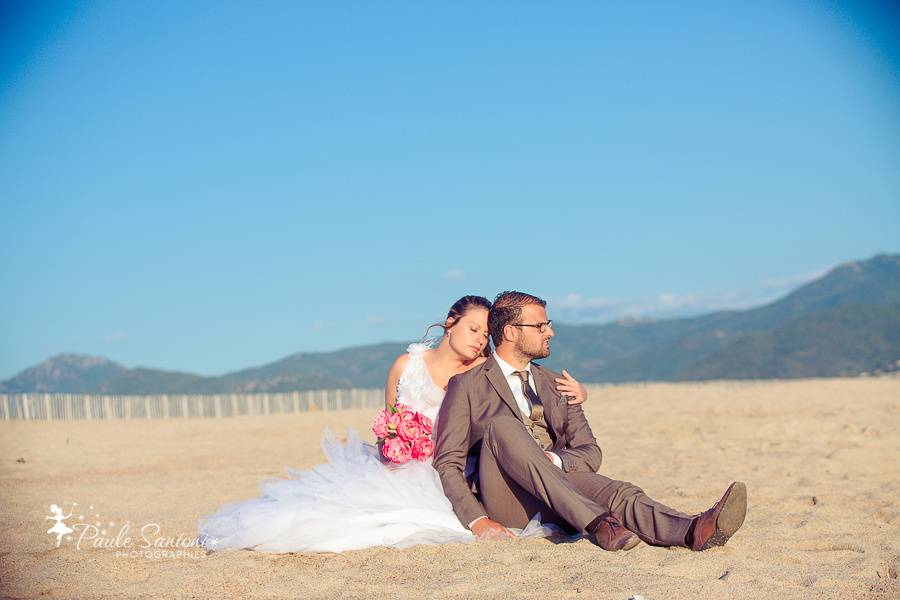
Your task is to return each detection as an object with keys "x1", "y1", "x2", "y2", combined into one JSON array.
[{"x1": 489, "y1": 291, "x2": 547, "y2": 347}]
